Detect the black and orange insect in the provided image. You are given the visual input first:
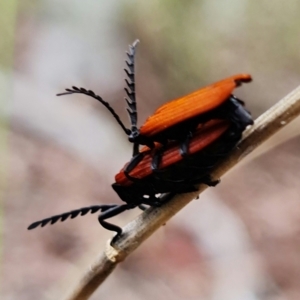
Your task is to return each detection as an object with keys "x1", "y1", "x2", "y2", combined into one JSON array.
[
  {"x1": 28, "y1": 40, "x2": 253, "y2": 241},
  {"x1": 55, "y1": 40, "x2": 252, "y2": 175}
]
